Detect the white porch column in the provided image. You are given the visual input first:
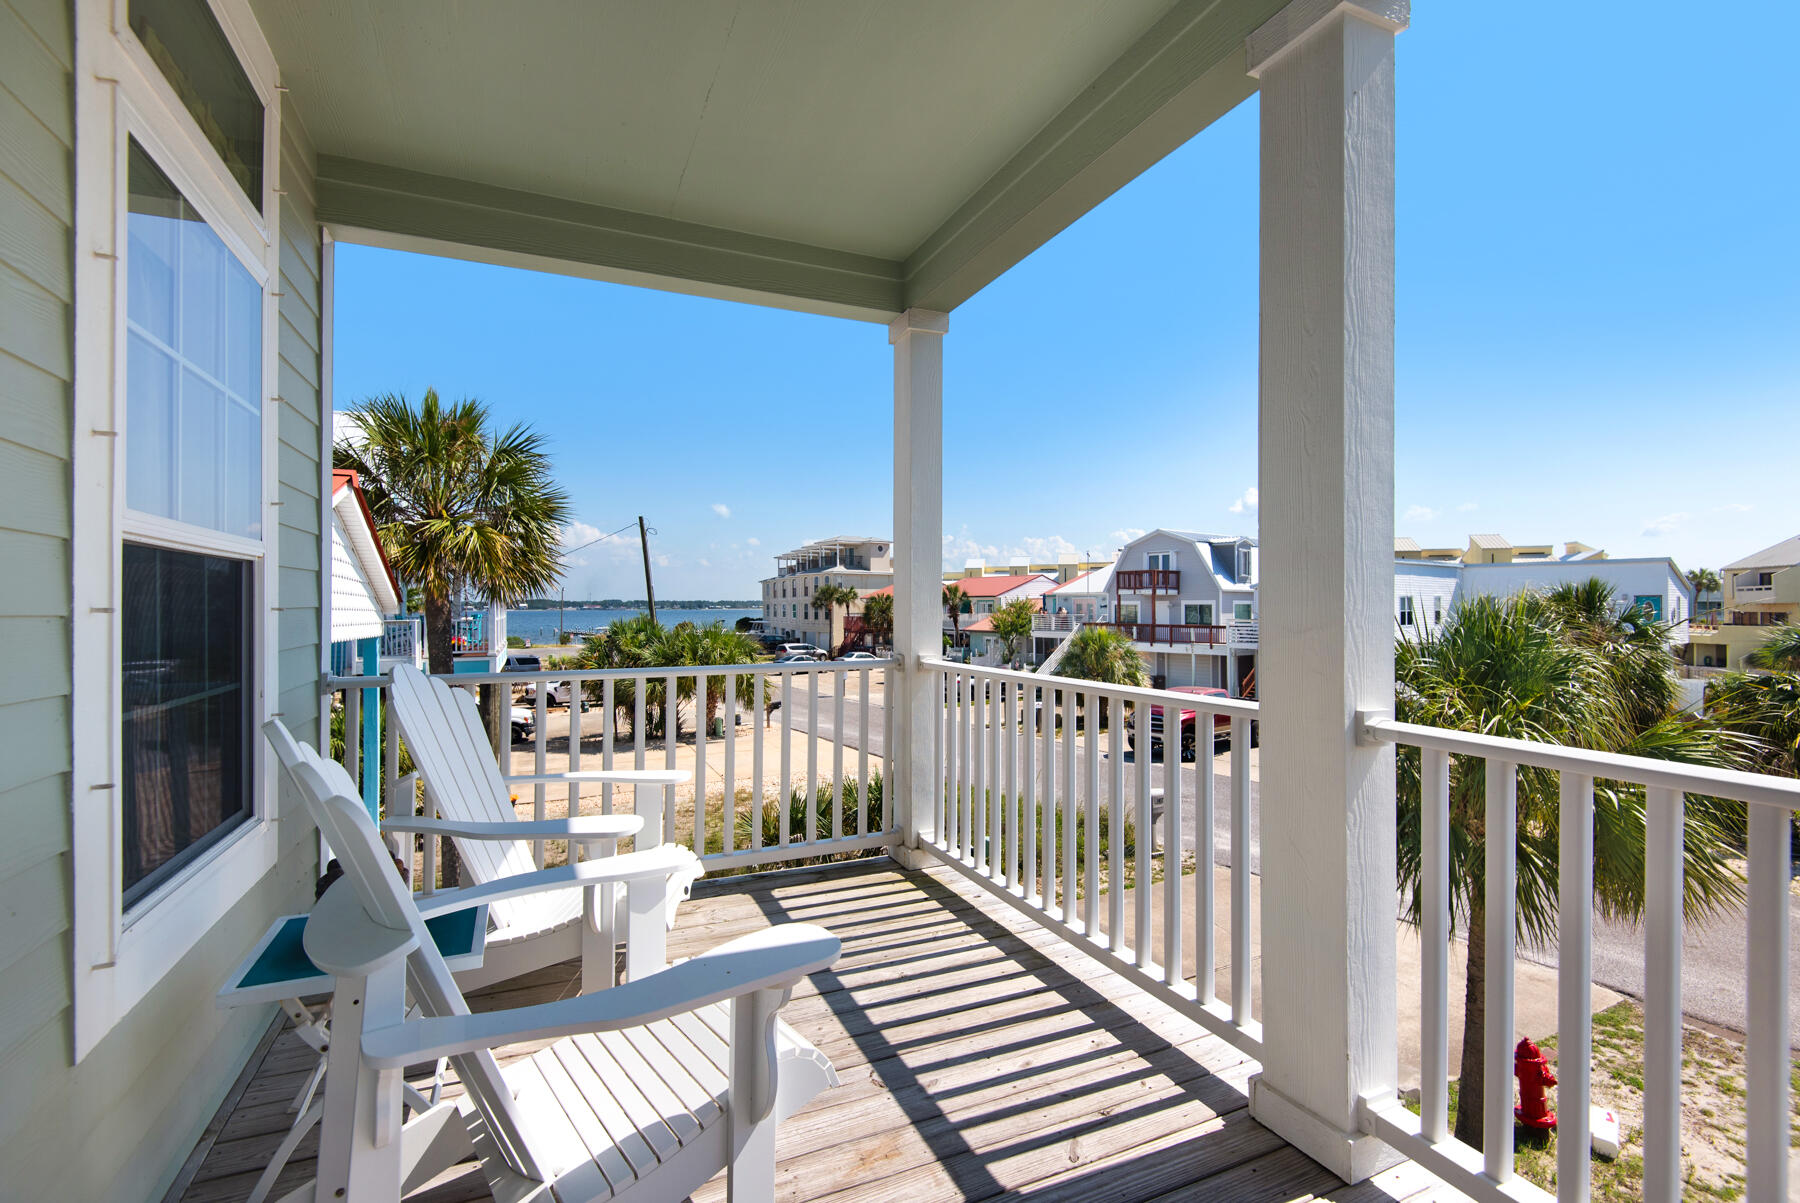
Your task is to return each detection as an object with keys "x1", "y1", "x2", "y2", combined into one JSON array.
[
  {"x1": 890, "y1": 308, "x2": 947, "y2": 864},
  {"x1": 1246, "y1": 0, "x2": 1406, "y2": 1183}
]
